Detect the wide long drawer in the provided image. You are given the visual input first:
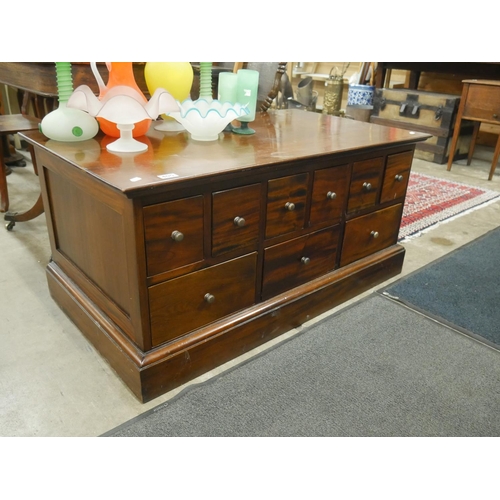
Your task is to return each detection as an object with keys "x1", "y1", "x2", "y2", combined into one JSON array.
[
  {"x1": 149, "y1": 253, "x2": 257, "y2": 346},
  {"x1": 340, "y1": 204, "x2": 403, "y2": 267},
  {"x1": 262, "y1": 225, "x2": 341, "y2": 299}
]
